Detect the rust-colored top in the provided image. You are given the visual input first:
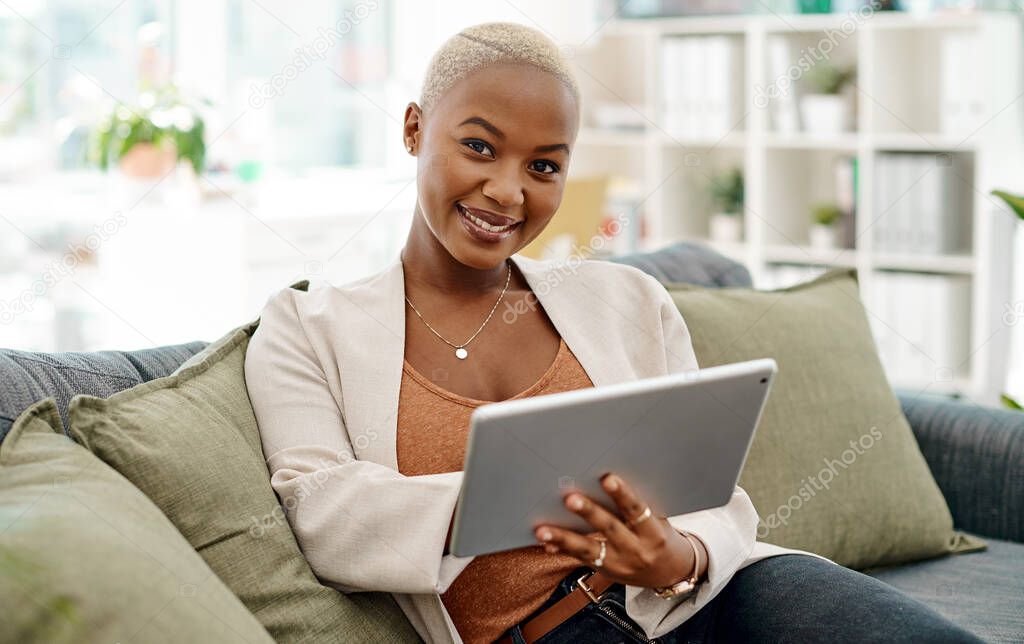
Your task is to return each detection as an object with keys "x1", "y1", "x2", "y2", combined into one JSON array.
[{"x1": 396, "y1": 337, "x2": 596, "y2": 644}]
